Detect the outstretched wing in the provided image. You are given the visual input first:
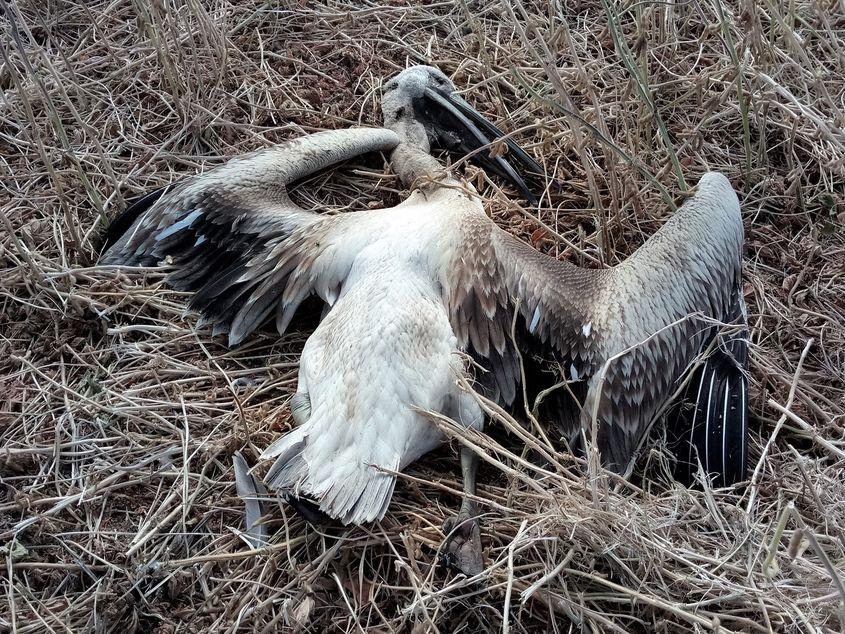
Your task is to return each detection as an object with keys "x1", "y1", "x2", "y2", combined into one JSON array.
[
  {"x1": 587, "y1": 173, "x2": 746, "y2": 482},
  {"x1": 451, "y1": 172, "x2": 748, "y2": 485},
  {"x1": 101, "y1": 128, "x2": 399, "y2": 344}
]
